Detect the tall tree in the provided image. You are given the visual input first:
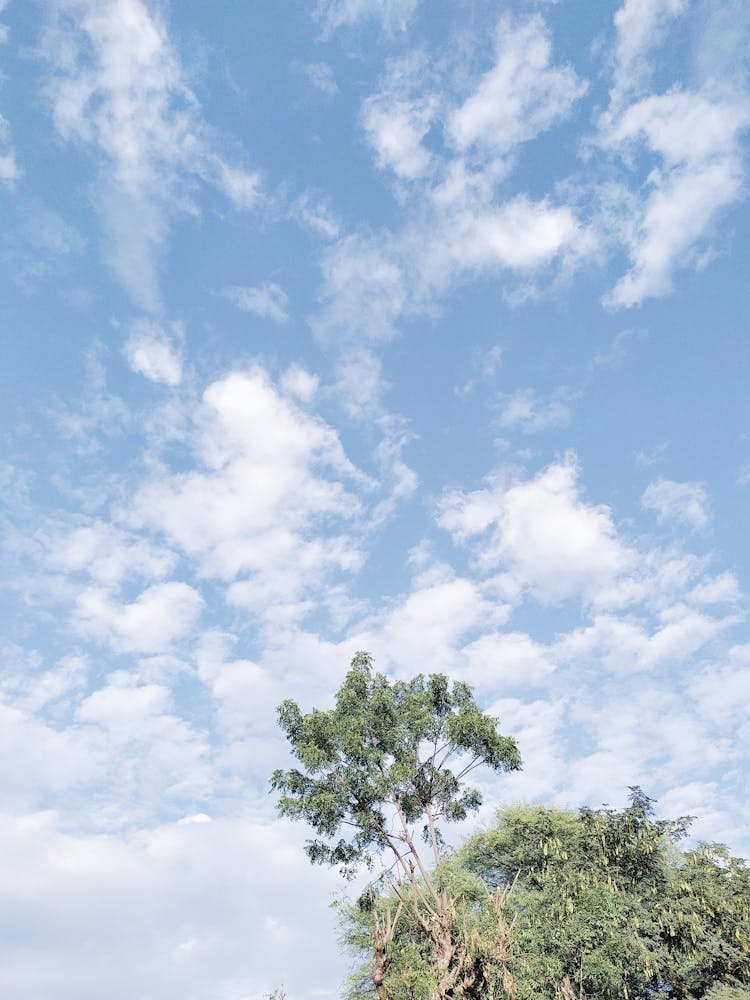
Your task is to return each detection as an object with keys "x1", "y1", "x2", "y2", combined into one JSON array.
[{"x1": 271, "y1": 651, "x2": 522, "y2": 1000}]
